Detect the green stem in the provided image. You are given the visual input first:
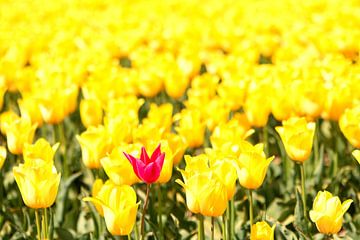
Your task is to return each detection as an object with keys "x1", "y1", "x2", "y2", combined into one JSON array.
[
  {"x1": 198, "y1": 214, "x2": 205, "y2": 240},
  {"x1": 263, "y1": 126, "x2": 268, "y2": 157},
  {"x1": 211, "y1": 217, "x2": 214, "y2": 240},
  {"x1": 230, "y1": 198, "x2": 234, "y2": 239},
  {"x1": 222, "y1": 214, "x2": 227, "y2": 240},
  {"x1": 157, "y1": 185, "x2": 163, "y2": 240},
  {"x1": 44, "y1": 208, "x2": 48, "y2": 238},
  {"x1": 140, "y1": 184, "x2": 150, "y2": 240},
  {"x1": 128, "y1": 234, "x2": 131, "y2": 240},
  {"x1": 300, "y1": 163, "x2": 307, "y2": 219},
  {"x1": 35, "y1": 209, "x2": 41, "y2": 240},
  {"x1": 314, "y1": 119, "x2": 319, "y2": 164},
  {"x1": 134, "y1": 221, "x2": 139, "y2": 240},
  {"x1": 248, "y1": 190, "x2": 254, "y2": 232}
]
